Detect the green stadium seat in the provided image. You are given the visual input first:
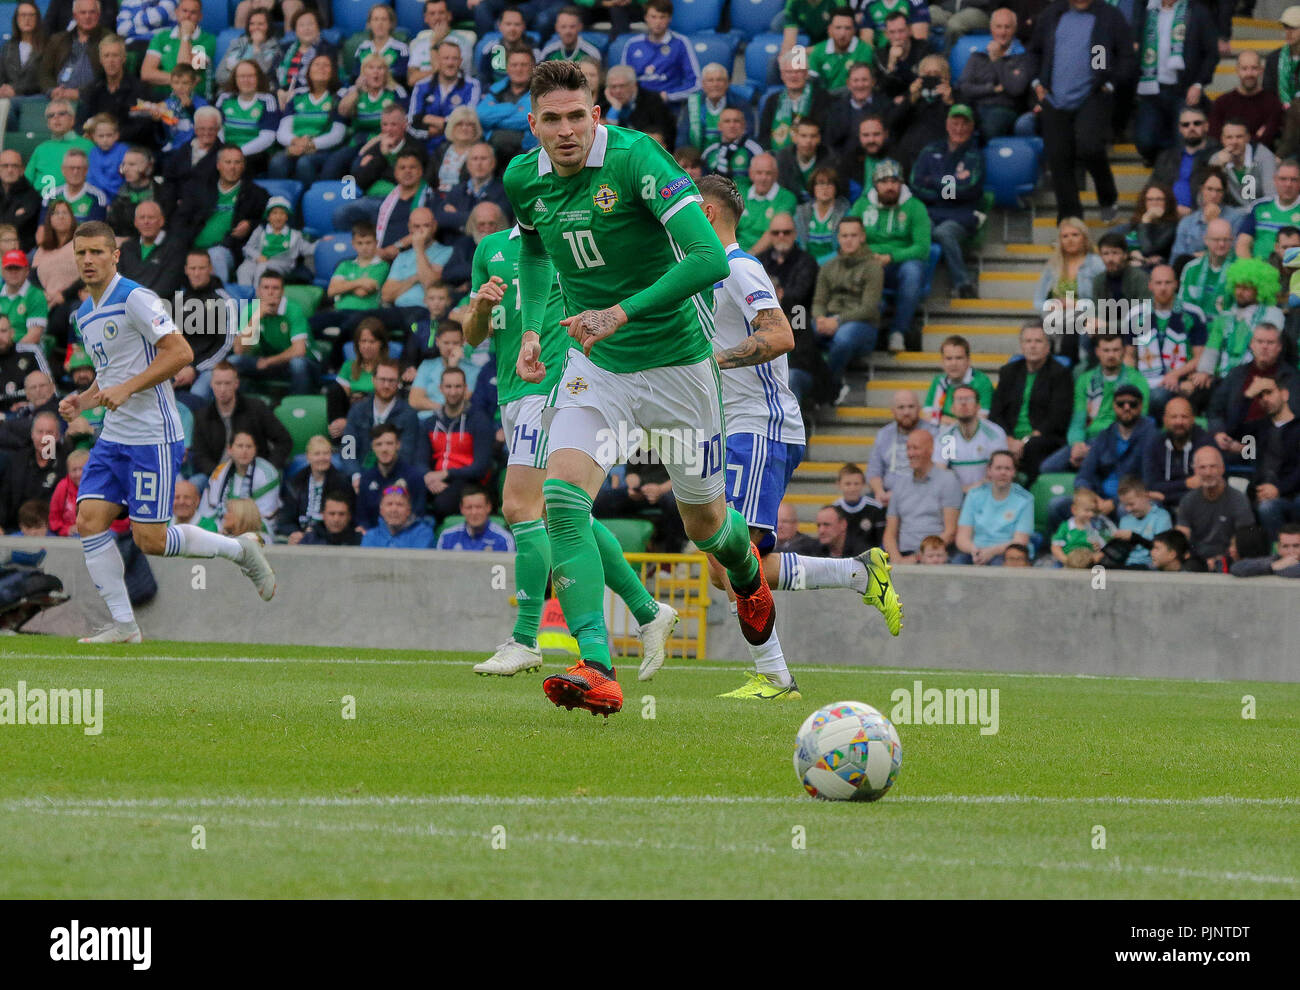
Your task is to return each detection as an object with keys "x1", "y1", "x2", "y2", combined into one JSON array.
[
  {"x1": 1031, "y1": 472, "x2": 1076, "y2": 535},
  {"x1": 600, "y1": 517, "x2": 655, "y2": 553},
  {"x1": 283, "y1": 284, "x2": 324, "y2": 317},
  {"x1": 16, "y1": 97, "x2": 50, "y2": 132},
  {"x1": 274, "y1": 395, "x2": 328, "y2": 455},
  {"x1": 2, "y1": 130, "x2": 43, "y2": 160}
]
